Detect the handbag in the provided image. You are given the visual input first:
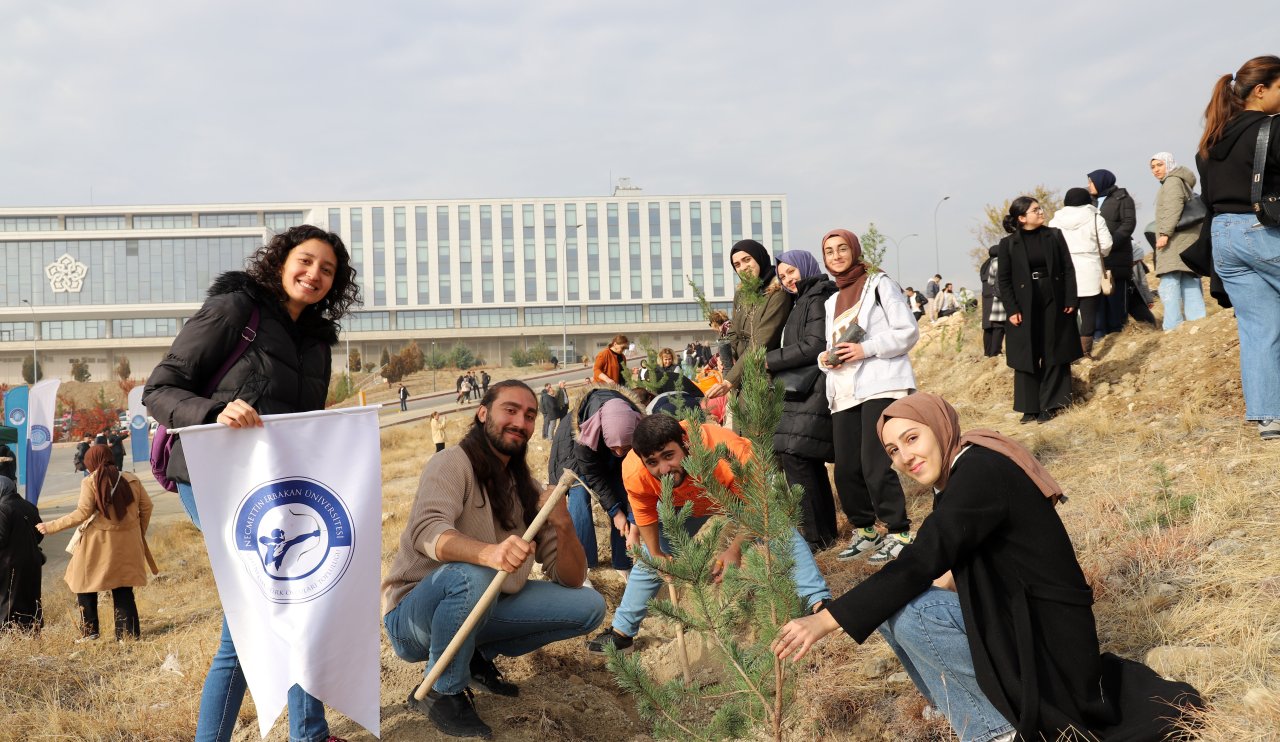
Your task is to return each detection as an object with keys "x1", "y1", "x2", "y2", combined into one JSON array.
[
  {"x1": 150, "y1": 307, "x2": 260, "y2": 492},
  {"x1": 1176, "y1": 187, "x2": 1209, "y2": 230},
  {"x1": 1252, "y1": 115, "x2": 1280, "y2": 228},
  {"x1": 65, "y1": 512, "x2": 97, "y2": 555},
  {"x1": 773, "y1": 363, "x2": 822, "y2": 401},
  {"x1": 1094, "y1": 212, "x2": 1114, "y2": 296}
]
